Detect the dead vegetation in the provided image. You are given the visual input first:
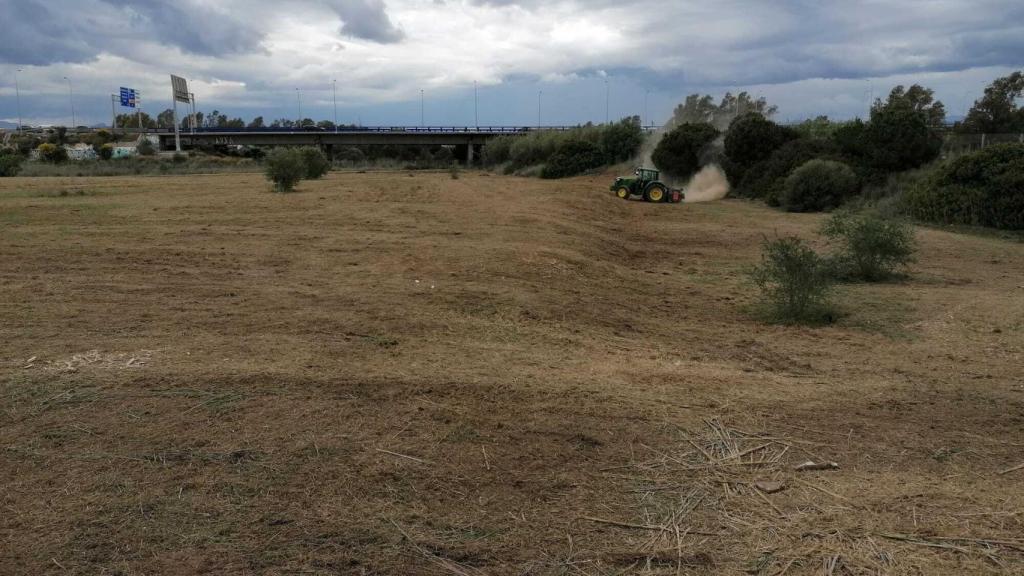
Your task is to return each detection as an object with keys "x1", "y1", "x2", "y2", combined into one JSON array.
[{"x1": 1, "y1": 170, "x2": 1022, "y2": 574}]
